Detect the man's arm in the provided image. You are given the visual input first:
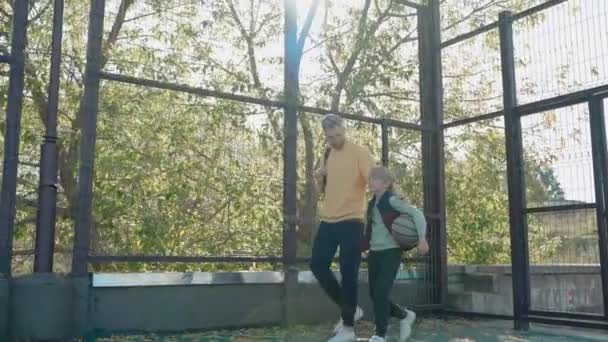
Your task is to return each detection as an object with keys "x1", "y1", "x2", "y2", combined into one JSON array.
[{"x1": 358, "y1": 147, "x2": 374, "y2": 181}]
